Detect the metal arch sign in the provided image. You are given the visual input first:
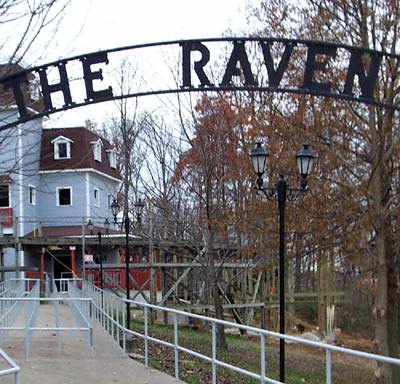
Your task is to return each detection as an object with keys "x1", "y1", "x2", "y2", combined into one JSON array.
[{"x1": 0, "y1": 37, "x2": 399, "y2": 130}]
